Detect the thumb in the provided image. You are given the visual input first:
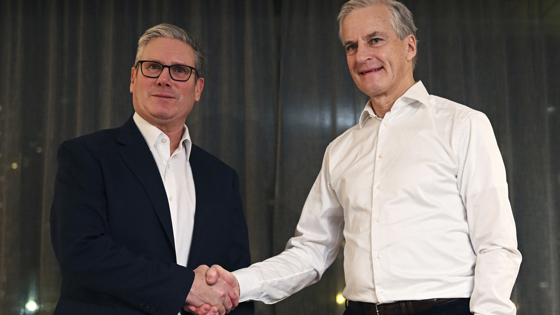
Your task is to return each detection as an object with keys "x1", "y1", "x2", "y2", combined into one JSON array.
[{"x1": 205, "y1": 265, "x2": 220, "y2": 285}]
